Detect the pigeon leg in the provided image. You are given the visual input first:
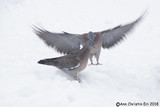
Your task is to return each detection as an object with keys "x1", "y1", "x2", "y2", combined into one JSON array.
[
  {"x1": 88, "y1": 54, "x2": 94, "y2": 66},
  {"x1": 95, "y1": 51, "x2": 102, "y2": 65},
  {"x1": 96, "y1": 62, "x2": 102, "y2": 65},
  {"x1": 74, "y1": 75, "x2": 81, "y2": 83},
  {"x1": 69, "y1": 71, "x2": 81, "y2": 83}
]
